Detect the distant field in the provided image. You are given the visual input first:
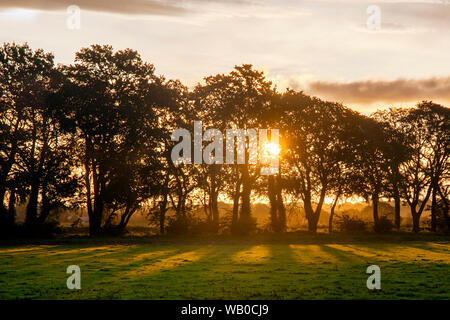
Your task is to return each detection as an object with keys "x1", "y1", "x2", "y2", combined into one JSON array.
[{"x1": 0, "y1": 240, "x2": 449, "y2": 299}]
